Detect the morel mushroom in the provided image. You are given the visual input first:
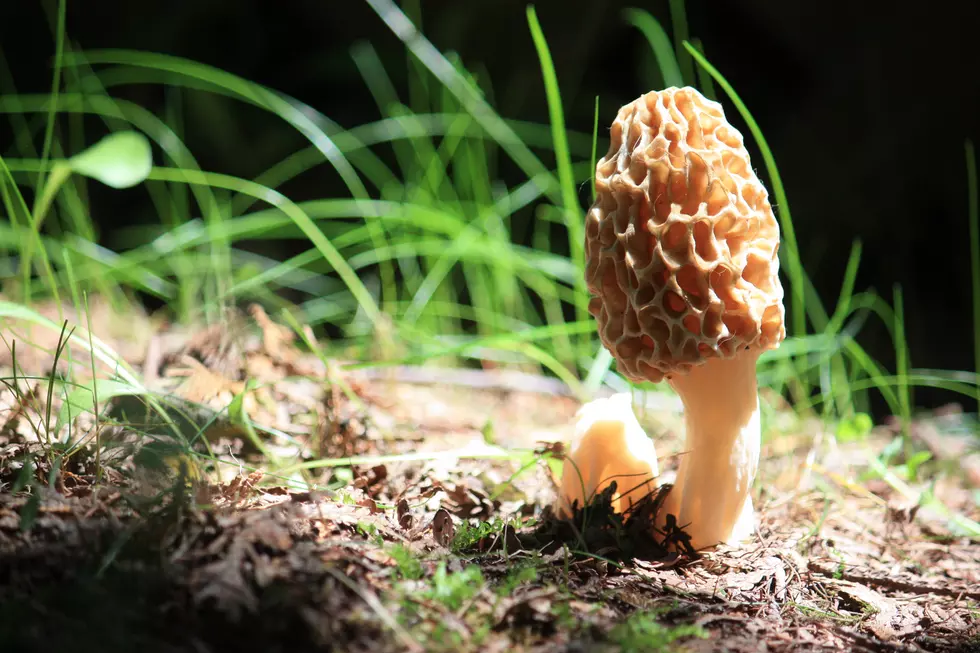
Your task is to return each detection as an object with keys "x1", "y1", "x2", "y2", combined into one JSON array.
[
  {"x1": 556, "y1": 393, "x2": 660, "y2": 517},
  {"x1": 584, "y1": 87, "x2": 785, "y2": 549}
]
